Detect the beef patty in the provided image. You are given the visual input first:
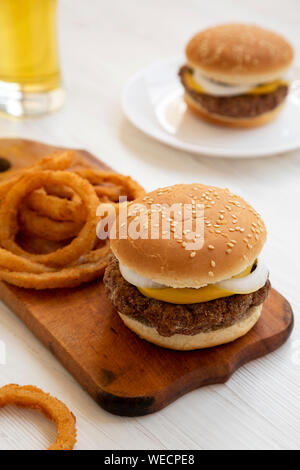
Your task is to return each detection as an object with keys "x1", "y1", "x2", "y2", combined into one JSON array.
[
  {"x1": 104, "y1": 256, "x2": 270, "y2": 337},
  {"x1": 179, "y1": 66, "x2": 288, "y2": 119}
]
